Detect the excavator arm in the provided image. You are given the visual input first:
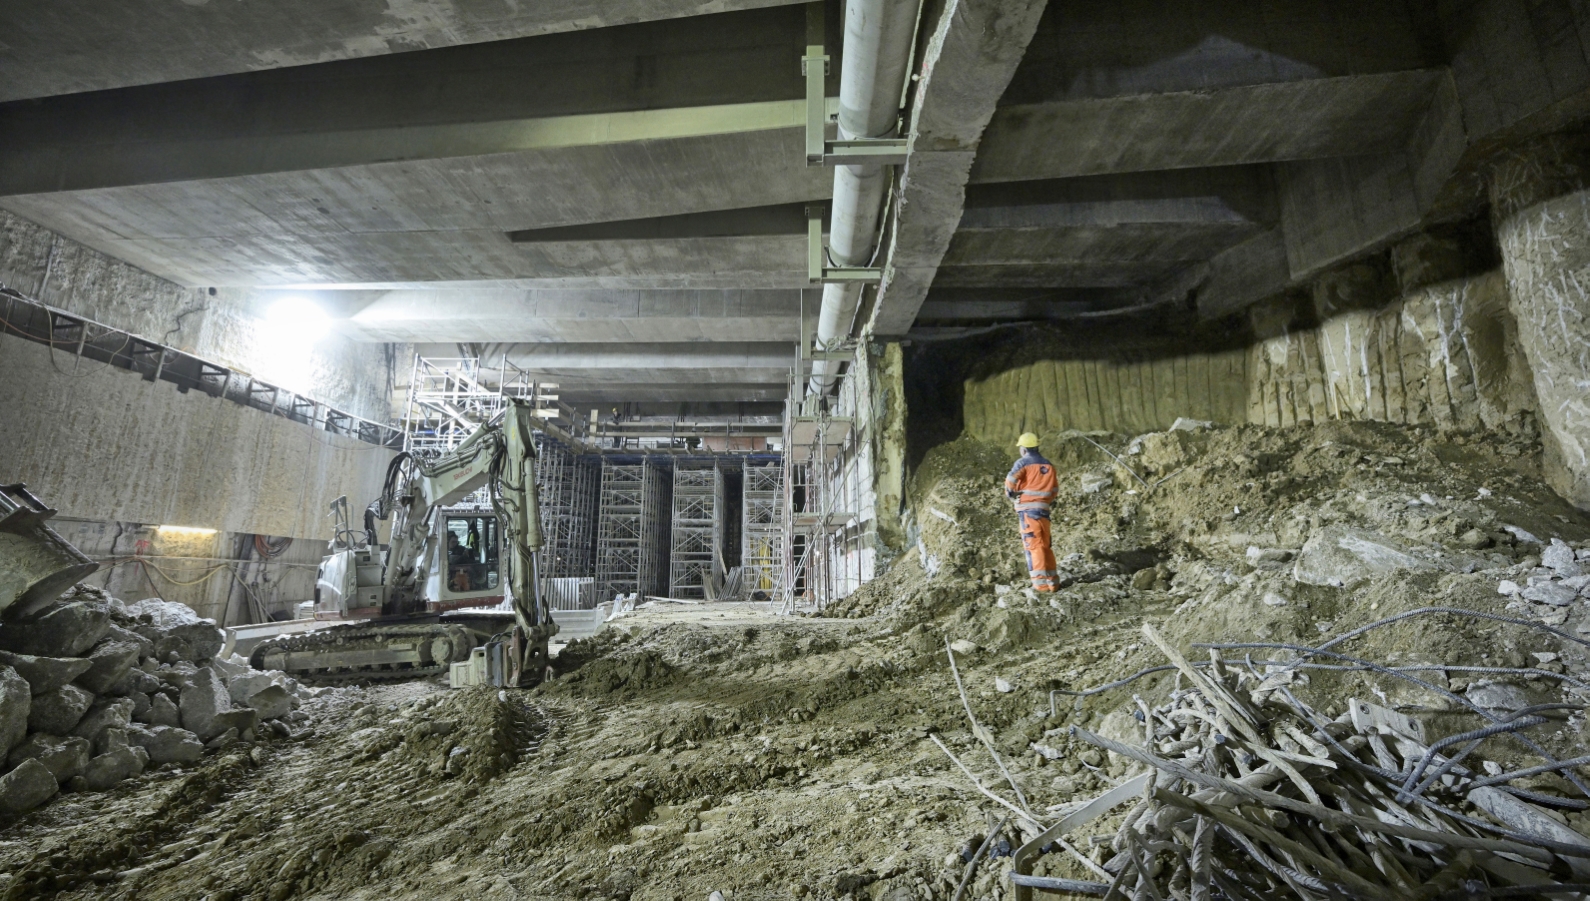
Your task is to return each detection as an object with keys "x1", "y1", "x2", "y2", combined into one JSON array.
[{"x1": 493, "y1": 400, "x2": 557, "y2": 684}]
